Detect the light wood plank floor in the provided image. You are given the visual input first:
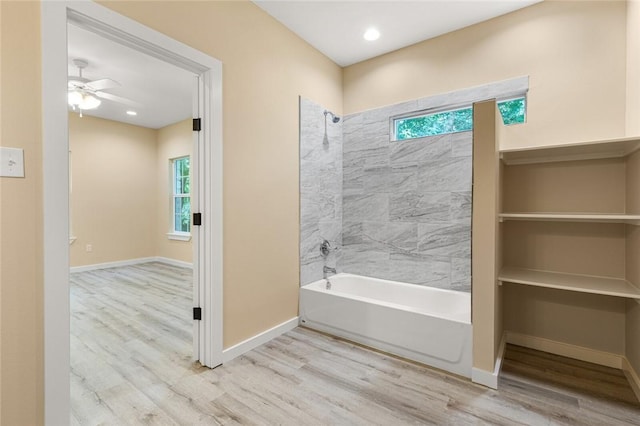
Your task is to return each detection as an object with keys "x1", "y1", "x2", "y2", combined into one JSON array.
[{"x1": 71, "y1": 262, "x2": 640, "y2": 425}]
